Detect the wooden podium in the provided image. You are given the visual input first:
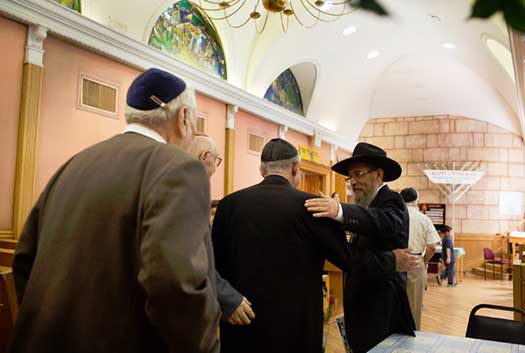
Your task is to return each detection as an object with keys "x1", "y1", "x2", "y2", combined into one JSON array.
[
  {"x1": 324, "y1": 261, "x2": 344, "y2": 318},
  {"x1": 513, "y1": 263, "x2": 525, "y2": 321}
]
